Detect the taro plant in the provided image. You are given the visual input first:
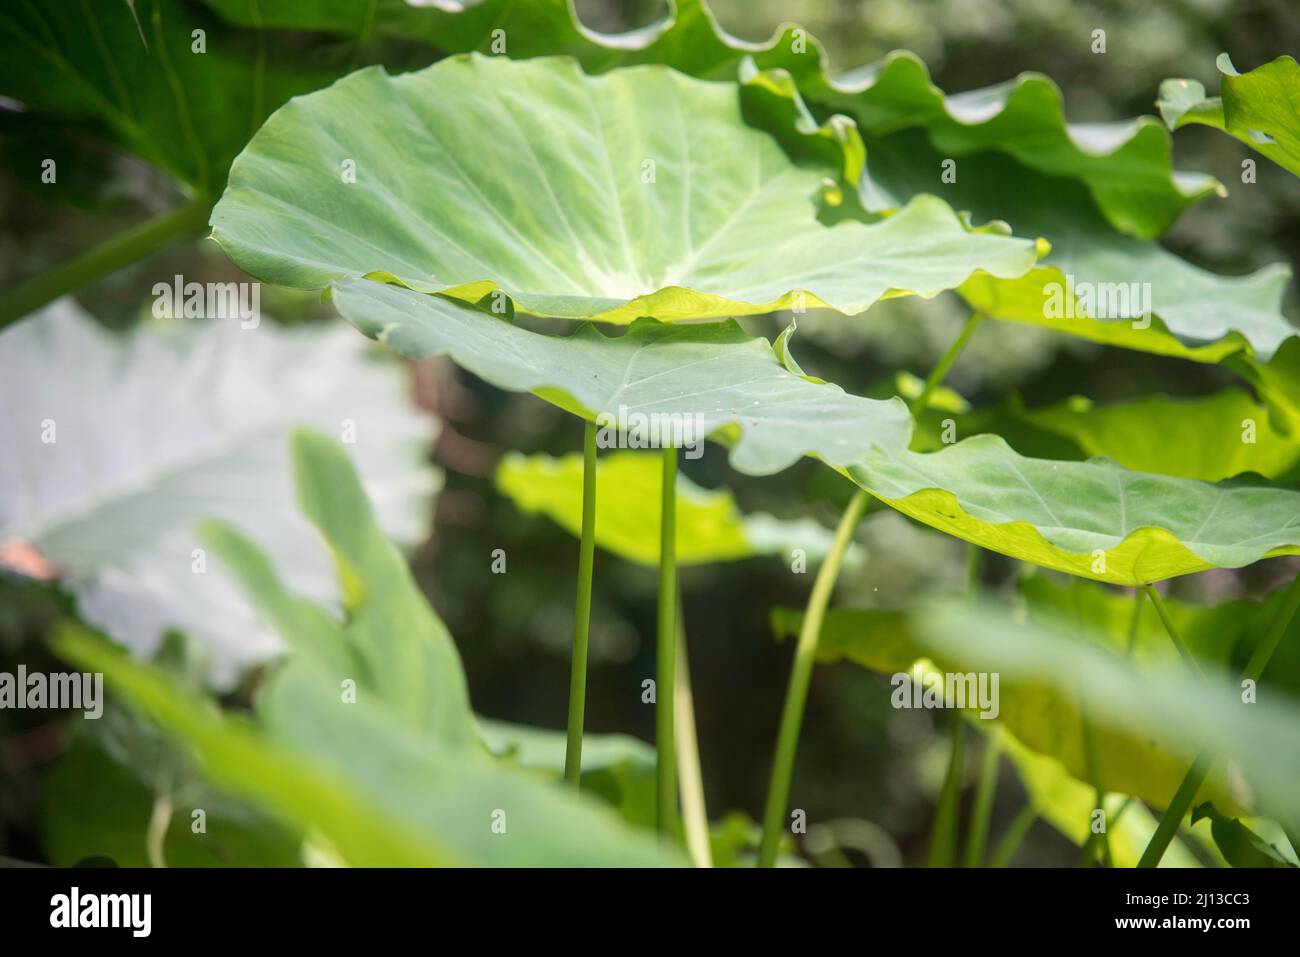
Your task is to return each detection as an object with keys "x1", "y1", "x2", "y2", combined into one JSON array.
[
  {"x1": 203, "y1": 50, "x2": 1039, "y2": 840},
  {"x1": 5, "y1": 0, "x2": 1300, "y2": 871}
]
